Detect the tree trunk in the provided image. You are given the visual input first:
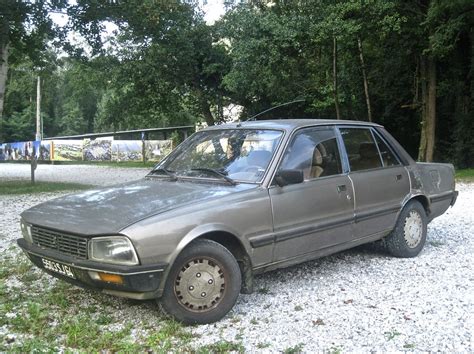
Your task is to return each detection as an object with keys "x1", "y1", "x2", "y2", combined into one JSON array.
[
  {"x1": 333, "y1": 36, "x2": 341, "y2": 120},
  {"x1": 201, "y1": 100, "x2": 215, "y2": 126},
  {"x1": 418, "y1": 56, "x2": 437, "y2": 162},
  {"x1": 0, "y1": 42, "x2": 8, "y2": 120},
  {"x1": 418, "y1": 57, "x2": 428, "y2": 161},
  {"x1": 358, "y1": 37, "x2": 372, "y2": 122},
  {"x1": 425, "y1": 57, "x2": 436, "y2": 161}
]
